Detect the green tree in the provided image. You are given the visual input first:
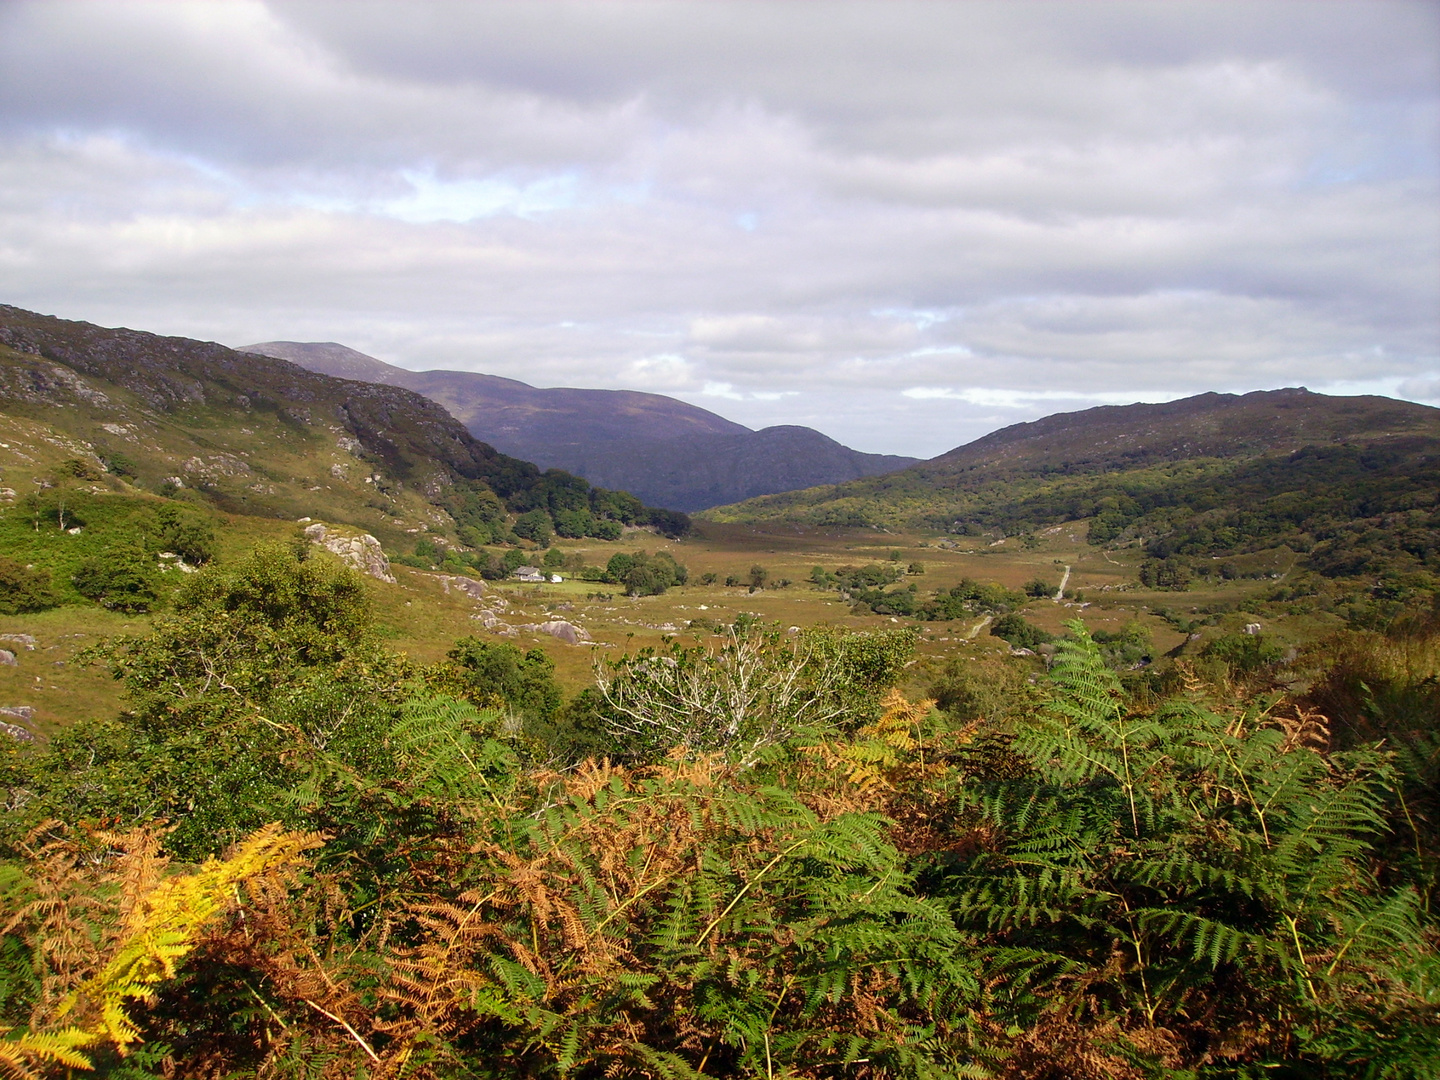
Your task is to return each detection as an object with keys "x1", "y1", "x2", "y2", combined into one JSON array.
[
  {"x1": 512, "y1": 509, "x2": 554, "y2": 545},
  {"x1": 21, "y1": 544, "x2": 408, "y2": 858},
  {"x1": 989, "y1": 612, "x2": 1051, "y2": 651},
  {"x1": 441, "y1": 638, "x2": 562, "y2": 727},
  {"x1": 71, "y1": 540, "x2": 159, "y2": 613},
  {"x1": 0, "y1": 556, "x2": 58, "y2": 615}
]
